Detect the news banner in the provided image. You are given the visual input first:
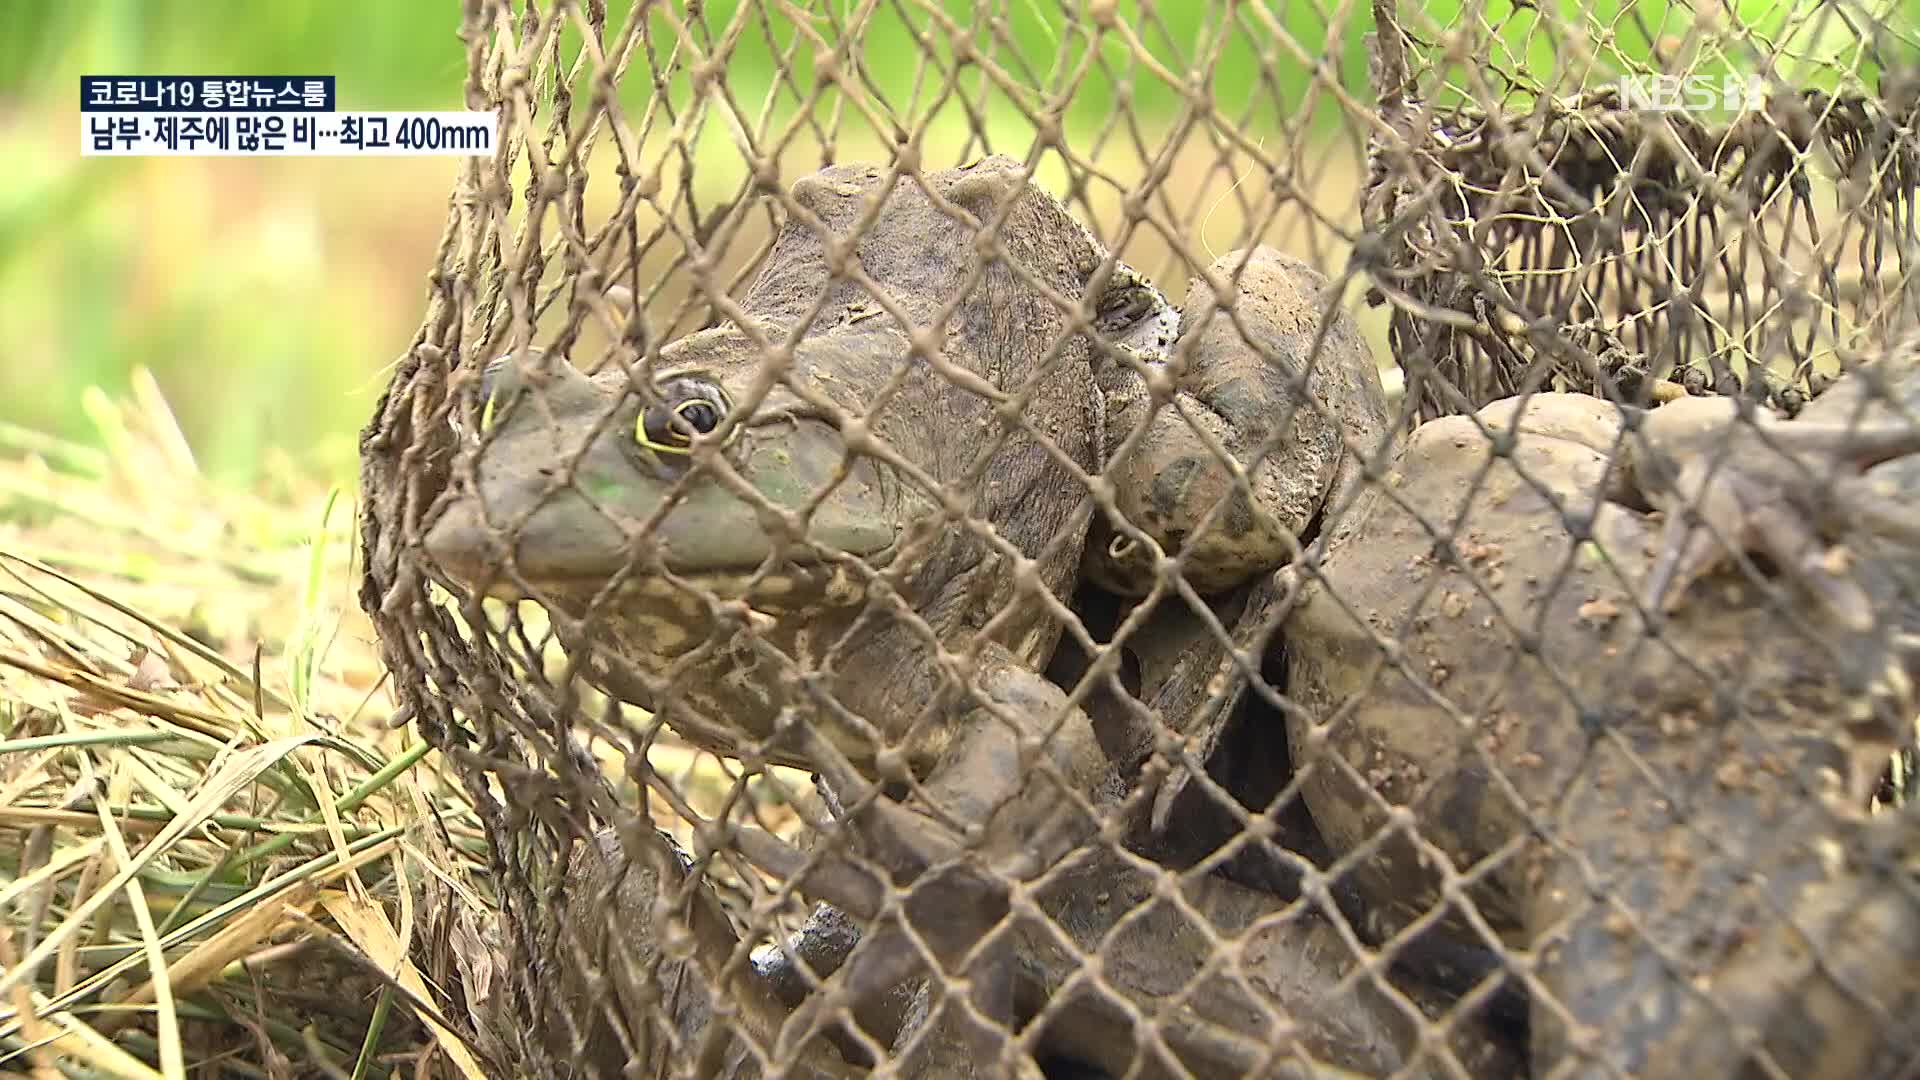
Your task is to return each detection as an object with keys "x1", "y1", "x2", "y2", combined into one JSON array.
[{"x1": 81, "y1": 76, "x2": 496, "y2": 157}]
